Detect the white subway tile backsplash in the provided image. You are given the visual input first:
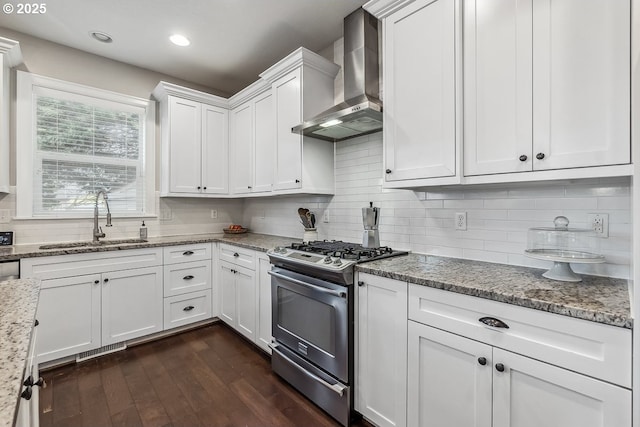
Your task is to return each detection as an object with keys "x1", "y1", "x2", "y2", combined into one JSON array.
[
  {"x1": 243, "y1": 134, "x2": 631, "y2": 279},
  {"x1": 535, "y1": 197, "x2": 599, "y2": 210},
  {"x1": 597, "y1": 196, "x2": 630, "y2": 210},
  {"x1": 483, "y1": 199, "x2": 536, "y2": 210},
  {"x1": 7, "y1": 131, "x2": 625, "y2": 277}
]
